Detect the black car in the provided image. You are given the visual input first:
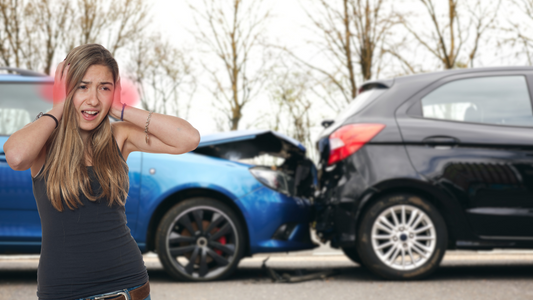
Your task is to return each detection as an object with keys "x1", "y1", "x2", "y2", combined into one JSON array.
[{"x1": 315, "y1": 67, "x2": 533, "y2": 280}]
